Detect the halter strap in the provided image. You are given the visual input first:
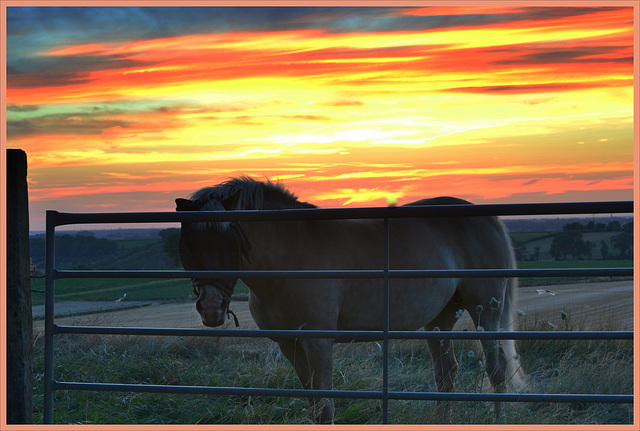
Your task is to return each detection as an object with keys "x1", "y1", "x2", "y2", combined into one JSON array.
[{"x1": 192, "y1": 279, "x2": 239, "y2": 327}]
